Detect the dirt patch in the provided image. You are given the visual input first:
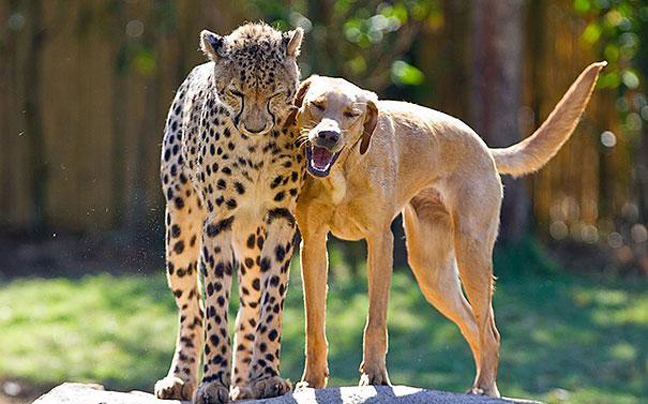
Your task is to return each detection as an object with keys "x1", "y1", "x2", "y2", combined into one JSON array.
[{"x1": 0, "y1": 379, "x2": 52, "y2": 404}]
